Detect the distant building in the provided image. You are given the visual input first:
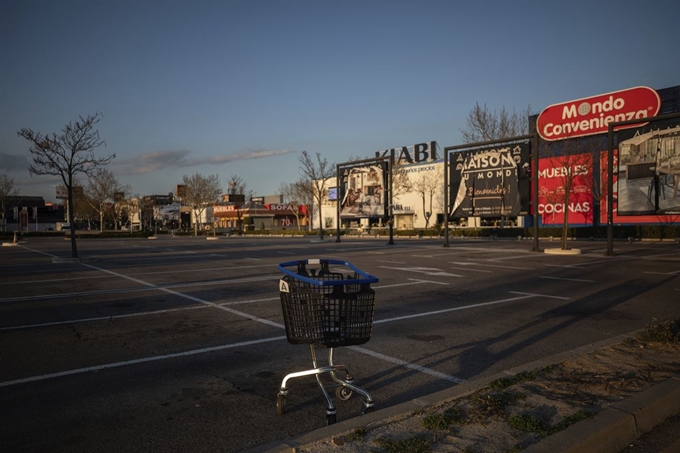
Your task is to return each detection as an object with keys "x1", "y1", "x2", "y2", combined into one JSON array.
[{"x1": 1, "y1": 196, "x2": 66, "y2": 232}]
